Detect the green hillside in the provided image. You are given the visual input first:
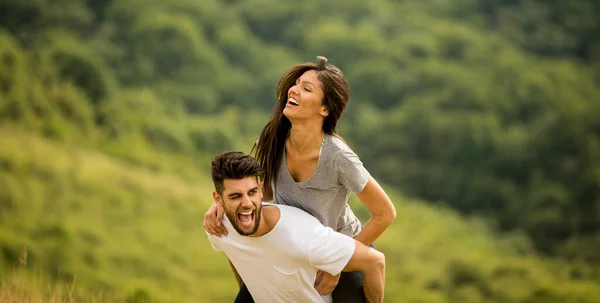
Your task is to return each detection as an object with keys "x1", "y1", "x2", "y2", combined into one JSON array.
[
  {"x1": 2, "y1": 127, "x2": 600, "y2": 302},
  {"x1": 1, "y1": 0, "x2": 600, "y2": 301},
  {"x1": 2, "y1": 0, "x2": 598, "y2": 258},
  {"x1": 0, "y1": 126, "x2": 220, "y2": 302}
]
